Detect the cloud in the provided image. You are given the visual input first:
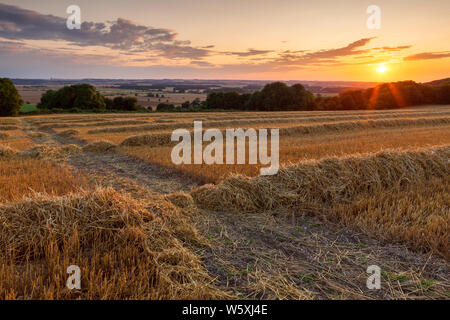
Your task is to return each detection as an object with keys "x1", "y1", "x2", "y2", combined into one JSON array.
[
  {"x1": 0, "y1": 41, "x2": 121, "y2": 74},
  {"x1": 302, "y1": 37, "x2": 375, "y2": 59},
  {"x1": 152, "y1": 43, "x2": 210, "y2": 59},
  {"x1": 404, "y1": 51, "x2": 450, "y2": 61},
  {"x1": 223, "y1": 49, "x2": 274, "y2": 57},
  {"x1": 190, "y1": 60, "x2": 215, "y2": 67},
  {"x1": 373, "y1": 45, "x2": 412, "y2": 52},
  {"x1": 0, "y1": 4, "x2": 211, "y2": 60},
  {"x1": 272, "y1": 38, "x2": 376, "y2": 67}
]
